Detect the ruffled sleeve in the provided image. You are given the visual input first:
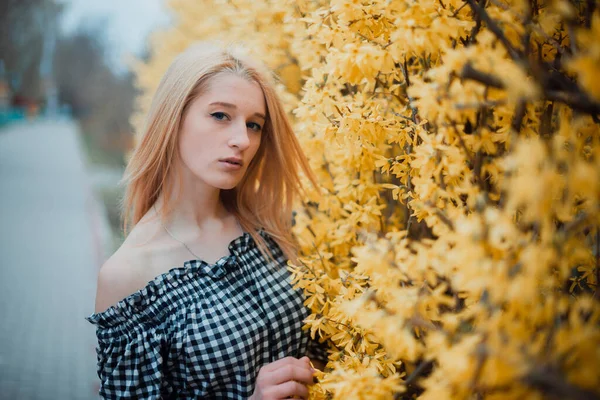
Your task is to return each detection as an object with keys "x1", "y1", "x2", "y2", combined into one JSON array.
[
  {"x1": 85, "y1": 273, "x2": 182, "y2": 400},
  {"x1": 87, "y1": 311, "x2": 167, "y2": 399}
]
